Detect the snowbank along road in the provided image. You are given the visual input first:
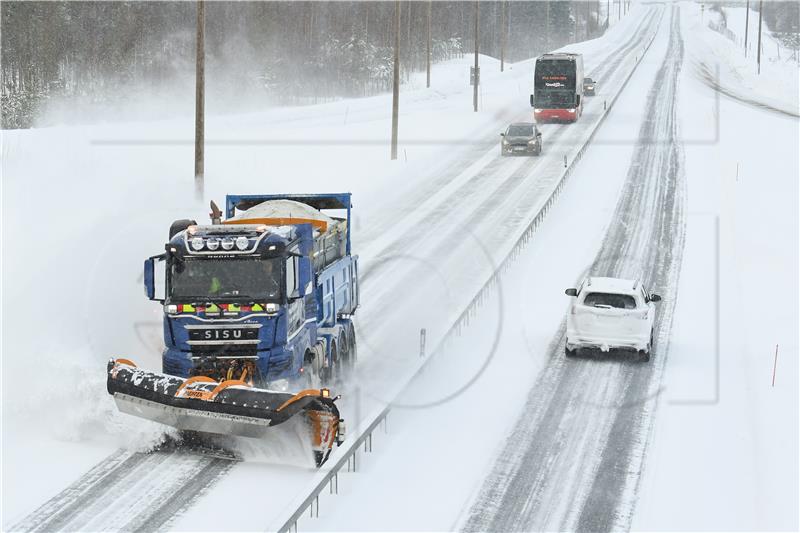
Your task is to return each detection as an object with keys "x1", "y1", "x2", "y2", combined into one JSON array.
[
  {"x1": 462, "y1": 5, "x2": 686, "y2": 532},
  {"x1": 10, "y1": 7, "x2": 667, "y2": 532}
]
